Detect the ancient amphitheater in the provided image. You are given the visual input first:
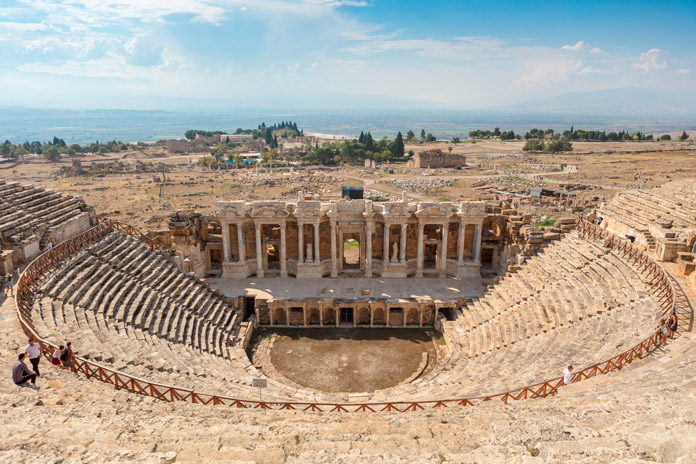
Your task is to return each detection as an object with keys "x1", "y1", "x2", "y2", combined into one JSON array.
[{"x1": 2, "y1": 178, "x2": 696, "y2": 463}]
